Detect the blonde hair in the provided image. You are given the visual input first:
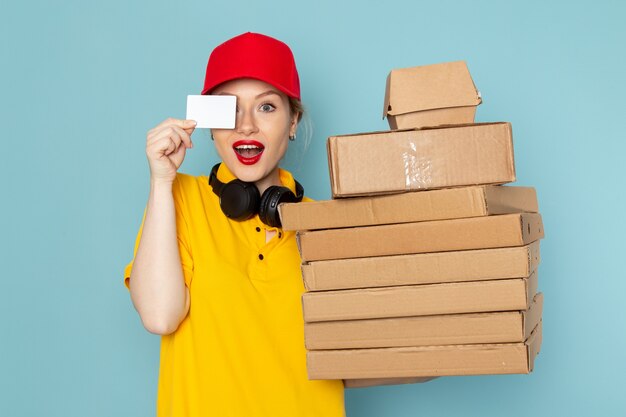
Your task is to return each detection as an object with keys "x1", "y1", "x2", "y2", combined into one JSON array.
[
  {"x1": 282, "y1": 97, "x2": 312, "y2": 174},
  {"x1": 289, "y1": 97, "x2": 304, "y2": 122}
]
